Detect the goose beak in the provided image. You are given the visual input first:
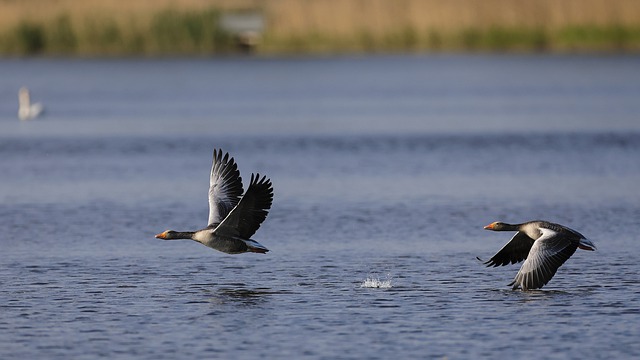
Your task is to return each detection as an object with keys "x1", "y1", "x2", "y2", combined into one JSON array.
[
  {"x1": 155, "y1": 232, "x2": 167, "y2": 239},
  {"x1": 483, "y1": 223, "x2": 495, "y2": 230}
]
